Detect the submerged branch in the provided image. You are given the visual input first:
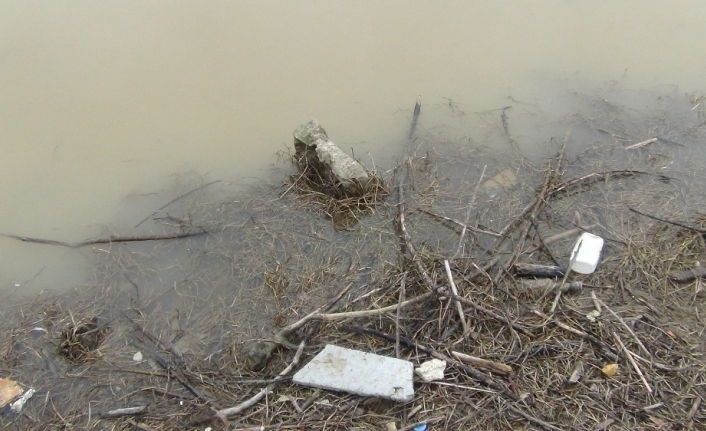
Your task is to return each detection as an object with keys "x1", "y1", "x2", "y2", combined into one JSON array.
[
  {"x1": 628, "y1": 206, "x2": 706, "y2": 234},
  {"x1": 1, "y1": 229, "x2": 206, "y2": 248}
]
